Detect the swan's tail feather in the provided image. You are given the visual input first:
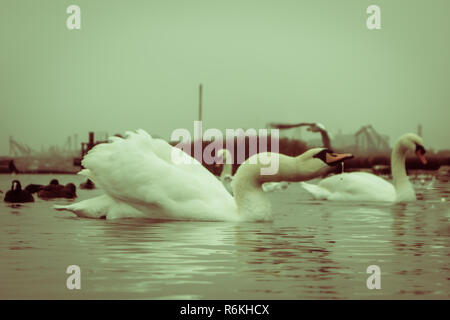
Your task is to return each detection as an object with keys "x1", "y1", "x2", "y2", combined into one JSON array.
[
  {"x1": 55, "y1": 195, "x2": 150, "y2": 220},
  {"x1": 54, "y1": 201, "x2": 107, "y2": 219},
  {"x1": 54, "y1": 204, "x2": 104, "y2": 219},
  {"x1": 300, "y1": 182, "x2": 330, "y2": 200},
  {"x1": 53, "y1": 195, "x2": 113, "y2": 219}
]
